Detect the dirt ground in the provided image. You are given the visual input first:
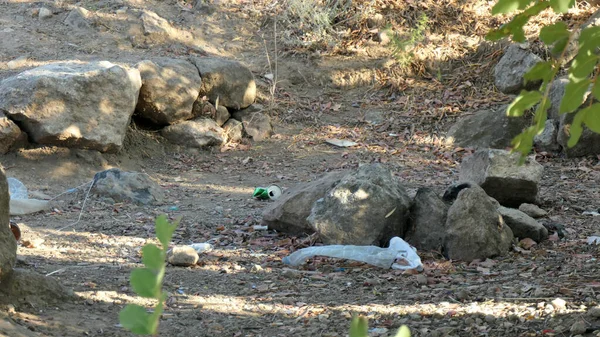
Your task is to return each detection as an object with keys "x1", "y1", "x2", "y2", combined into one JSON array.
[{"x1": 2, "y1": 0, "x2": 600, "y2": 336}]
